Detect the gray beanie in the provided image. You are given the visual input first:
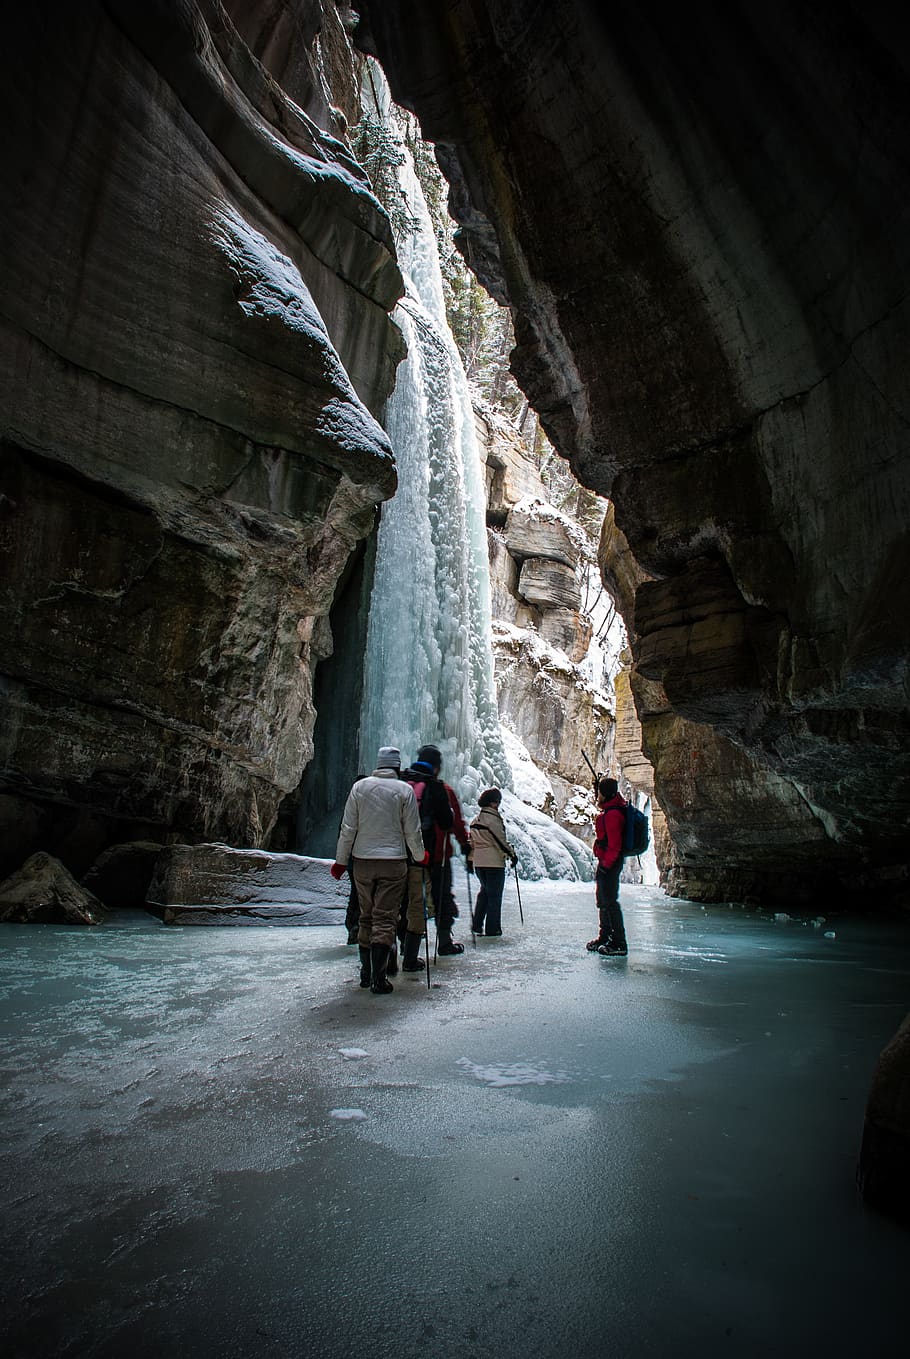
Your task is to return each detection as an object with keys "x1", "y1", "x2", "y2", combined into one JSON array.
[{"x1": 375, "y1": 746, "x2": 401, "y2": 770}]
